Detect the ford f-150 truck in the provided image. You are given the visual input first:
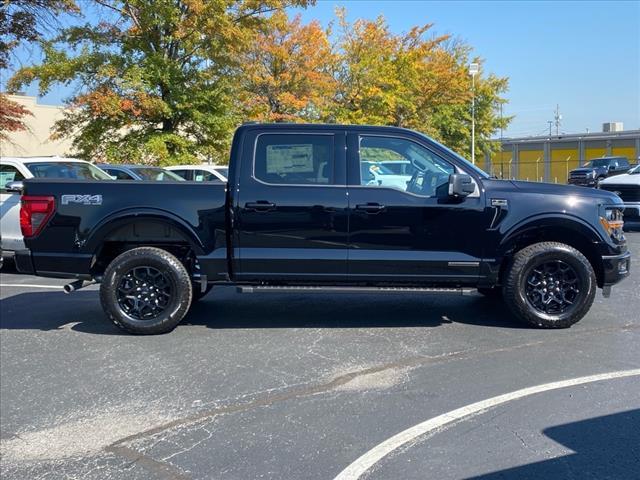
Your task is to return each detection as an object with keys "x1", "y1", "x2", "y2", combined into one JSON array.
[{"x1": 13, "y1": 124, "x2": 631, "y2": 334}]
